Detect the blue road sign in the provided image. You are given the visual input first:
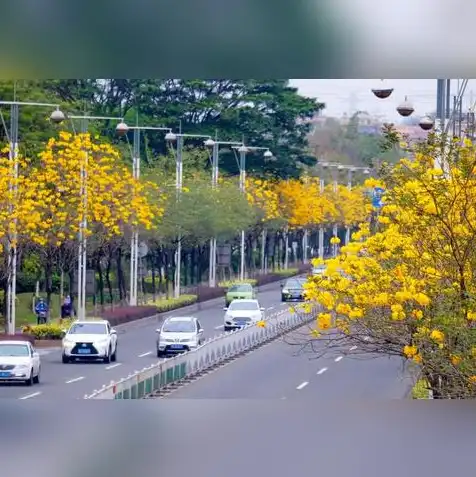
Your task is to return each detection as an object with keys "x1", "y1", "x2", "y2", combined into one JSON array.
[{"x1": 372, "y1": 187, "x2": 385, "y2": 209}]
